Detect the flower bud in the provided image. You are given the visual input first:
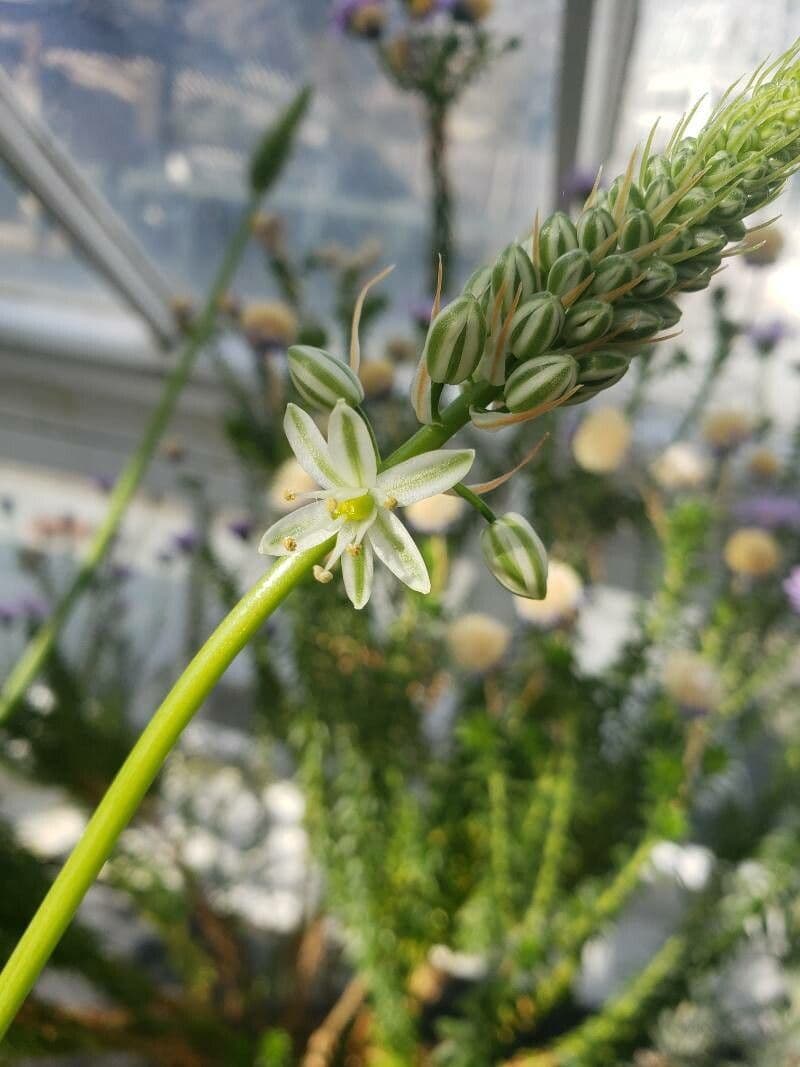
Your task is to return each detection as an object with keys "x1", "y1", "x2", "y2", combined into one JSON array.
[
  {"x1": 649, "y1": 297, "x2": 682, "y2": 329},
  {"x1": 670, "y1": 137, "x2": 698, "y2": 178},
  {"x1": 561, "y1": 350, "x2": 629, "y2": 405},
  {"x1": 722, "y1": 219, "x2": 747, "y2": 241},
  {"x1": 575, "y1": 349, "x2": 630, "y2": 385},
  {"x1": 504, "y1": 353, "x2": 577, "y2": 412},
  {"x1": 692, "y1": 225, "x2": 726, "y2": 255},
  {"x1": 619, "y1": 209, "x2": 655, "y2": 251},
  {"x1": 462, "y1": 264, "x2": 492, "y2": 307},
  {"x1": 508, "y1": 294, "x2": 565, "y2": 361},
  {"x1": 577, "y1": 206, "x2": 616, "y2": 252},
  {"x1": 492, "y1": 242, "x2": 537, "y2": 317},
  {"x1": 288, "y1": 344, "x2": 364, "y2": 409},
  {"x1": 675, "y1": 262, "x2": 713, "y2": 291},
  {"x1": 656, "y1": 222, "x2": 694, "y2": 256},
  {"x1": 635, "y1": 258, "x2": 677, "y2": 299},
  {"x1": 702, "y1": 149, "x2": 737, "y2": 183},
  {"x1": 605, "y1": 175, "x2": 645, "y2": 215},
  {"x1": 424, "y1": 294, "x2": 487, "y2": 384},
  {"x1": 644, "y1": 154, "x2": 671, "y2": 184},
  {"x1": 588, "y1": 253, "x2": 638, "y2": 295},
  {"x1": 481, "y1": 512, "x2": 548, "y2": 599},
  {"x1": 562, "y1": 299, "x2": 613, "y2": 345},
  {"x1": 611, "y1": 303, "x2": 663, "y2": 340},
  {"x1": 538, "y1": 211, "x2": 579, "y2": 275},
  {"x1": 546, "y1": 248, "x2": 592, "y2": 297},
  {"x1": 643, "y1": 176, "x2": 675, "y2": 212},
  {"x1": 669, "y1": 185, "x2": 715, "y2": 222}
]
